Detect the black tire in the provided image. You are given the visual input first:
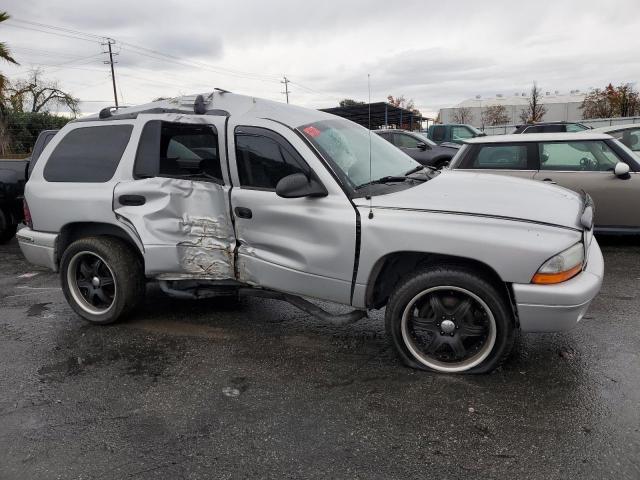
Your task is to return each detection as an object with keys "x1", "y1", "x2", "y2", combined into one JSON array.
[
  {"x1": 60, "y1": 236, "x2": 145, "y2": 324},
  {"x1": 0, "y1": 207, "x2": 17, "y2": 244},
  {"x1": 385, "y1": 265, "x2": 514, "y2": 374}
]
